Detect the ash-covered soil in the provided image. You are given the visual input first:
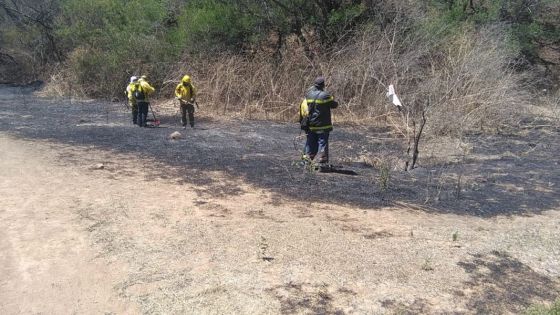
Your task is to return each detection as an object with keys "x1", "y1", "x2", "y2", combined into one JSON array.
[
  {"x1": 2, "y1": 84, "x2": 560, "y2": 314},
  {"x1": 1, "y1": 84, "x2": 559, "y2": 217}
]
